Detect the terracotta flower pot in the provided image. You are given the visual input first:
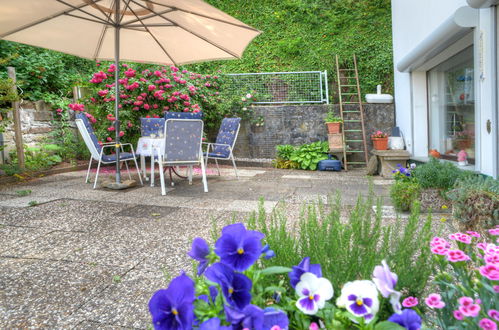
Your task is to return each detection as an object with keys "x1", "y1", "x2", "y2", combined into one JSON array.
[
  {"x1": 372, "y1": 137, "x2": 388, "y2": 150},
  {"x1": 326, "y1": 122, "x2": 341, "y2": 134}
]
